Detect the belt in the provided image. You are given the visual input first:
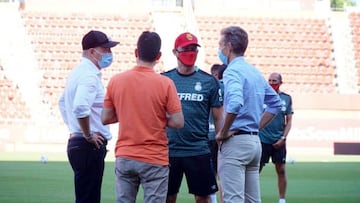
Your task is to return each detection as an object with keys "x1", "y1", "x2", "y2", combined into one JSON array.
[
  {"x1": 69, "y1": 132, "x2": 84, "y2": 138},
  {"x1": 69, "y1": 132, "x2": 108, "y2": 143},
  {"x1": 233, "y1": 130, "x2": 258, "y2": 136}
]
